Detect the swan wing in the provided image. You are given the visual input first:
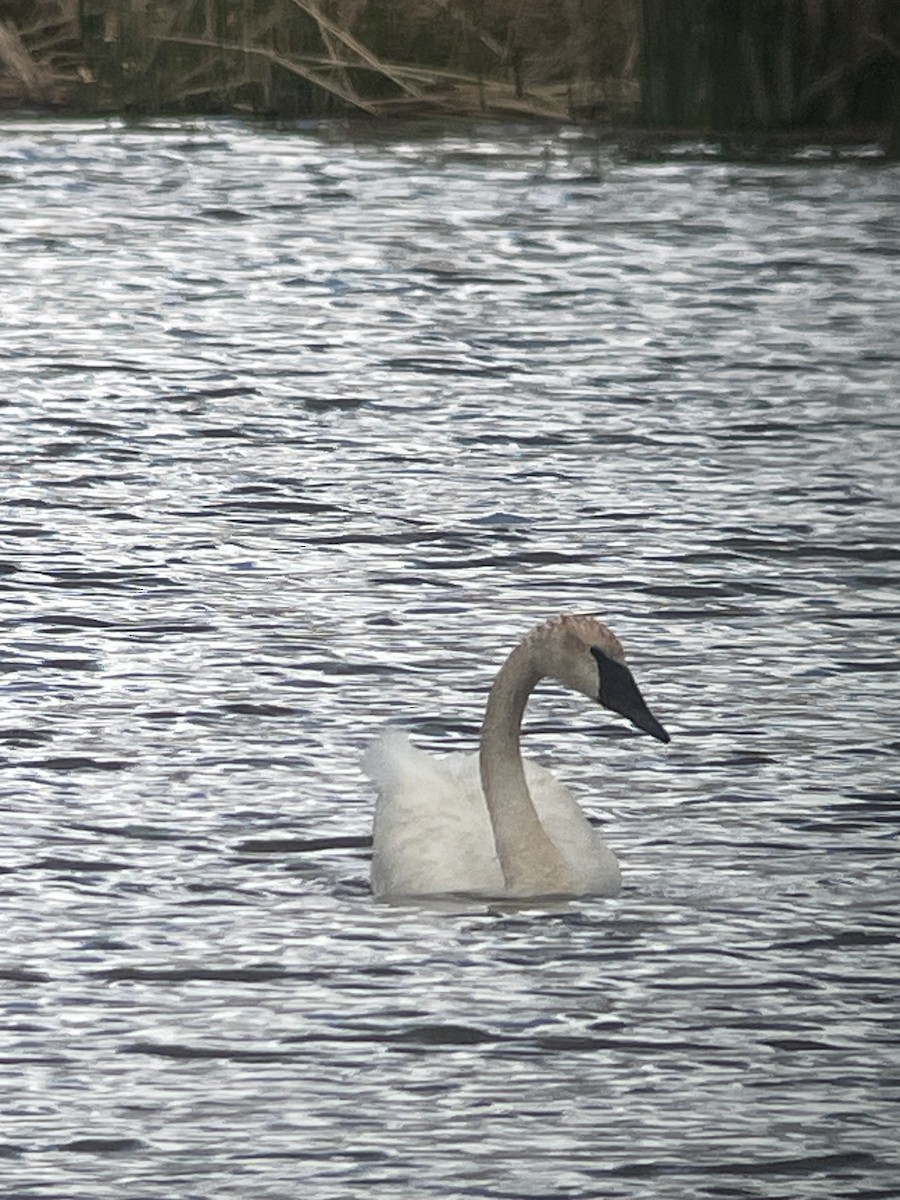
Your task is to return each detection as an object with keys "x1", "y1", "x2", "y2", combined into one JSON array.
[
  {"x1": 523, "y1": 758, "x2": 621, "y2": 896},
  {"x1": 364, "y1": 729, "x2": 504, "y2": 898}
]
